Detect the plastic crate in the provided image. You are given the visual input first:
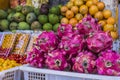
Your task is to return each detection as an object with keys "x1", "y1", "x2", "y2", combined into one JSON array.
[
  {"x1": 0, "y1": 67, "x2": 21, "y2": 80},
  {"x1": 20, "y1": 65, "x2": 120, "y2": 80}
]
